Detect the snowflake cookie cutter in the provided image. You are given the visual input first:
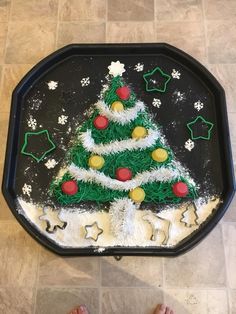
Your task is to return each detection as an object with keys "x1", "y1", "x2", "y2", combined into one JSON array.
[
  {"x1": 143, "y1": 213, "x2": 171, "y2": 245},
  {"x1": 84, "y1": 221, "x2": 103, "y2": 242},
  {"x1": 21, "y1": 129, "x2": 56, "y2": 162},
  {"x1": 39, "y1": 206, "x2": 67, "y2": 234},
  {"x1": 180, "y1": 202, "x2": 199, "y2": 228},
  {"x1": 143, "y1": 67, "x2": 171, "y2": 93},
  {"x1": 187, "y1": 116, "x2": 214, "y2": 140}
]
